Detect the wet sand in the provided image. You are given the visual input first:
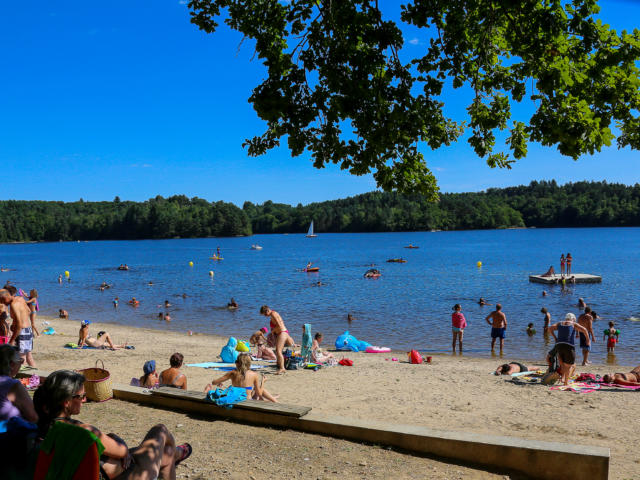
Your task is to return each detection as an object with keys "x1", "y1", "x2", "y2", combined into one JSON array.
[{"x1": 27, "y1": 316, "x2": 639, "y2": 479}]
